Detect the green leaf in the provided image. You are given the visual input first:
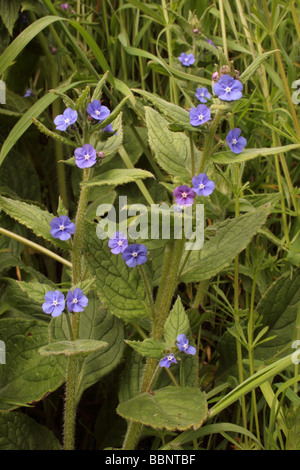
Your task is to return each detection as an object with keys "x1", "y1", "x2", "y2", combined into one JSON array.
[
  {"x1": 118, "y1": 351, "x2": 144, "y2": 403},
  {"x1": 0, "y1": 412, "x2": 62, "y2": 450},
  {"x1": 0, "y1": 196, "x2": 70, "y2": 250},
  {"x1": 255, "y1": 269, "x2": 300, "y2": 359},
  {"x1": 38, "y1": 339, "x2": 108, "y2": 357},
  {"x1": 92, "y1": 95, "x2": 130, "y2": 132},
  {"x1": 133, "y1": 89, "x2": 197, "y2": 132},
  {"x1": 180, "y1": 205, "x2": 270, "y2": 283},
  {"x1": 49, "y1": 292, "x2": 124, "y2": 403},
  {"x1": 84, "y1": 225, "x2": 151, "y2": 322},
  {"x1": 126, "y1": 338, "x2": 167, "y2": 360},
  {"x1": 17, "y1": 281, "x2": 54, "y2": 304},
  {"x1": 81, "y1": 168, "x2": 154, "y2": 188},
  {"x1": 31, "y1": 117, "x2": 77, "y2": 147},
  {"x1": 145, "y1": 107, "x2": 201, "y2": 179},
  {"x1": 210, "y1": 144, "x2": 300, "y2": 164},
  {"x1": 117, "y1": 386, "x2": 208, "y2": 431},
  {"x1": 164, "y1": 297, "x2": 190, "y2": 346},
  {"x1": 0, "y1": 0, "x2": 22, "y2": 35},
  {"x1": 0, "y1": 319, "x2": 64, "y2": 411},
  {"x1": 239, "y1": 50, "x2": 278, "y2": 84}
]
